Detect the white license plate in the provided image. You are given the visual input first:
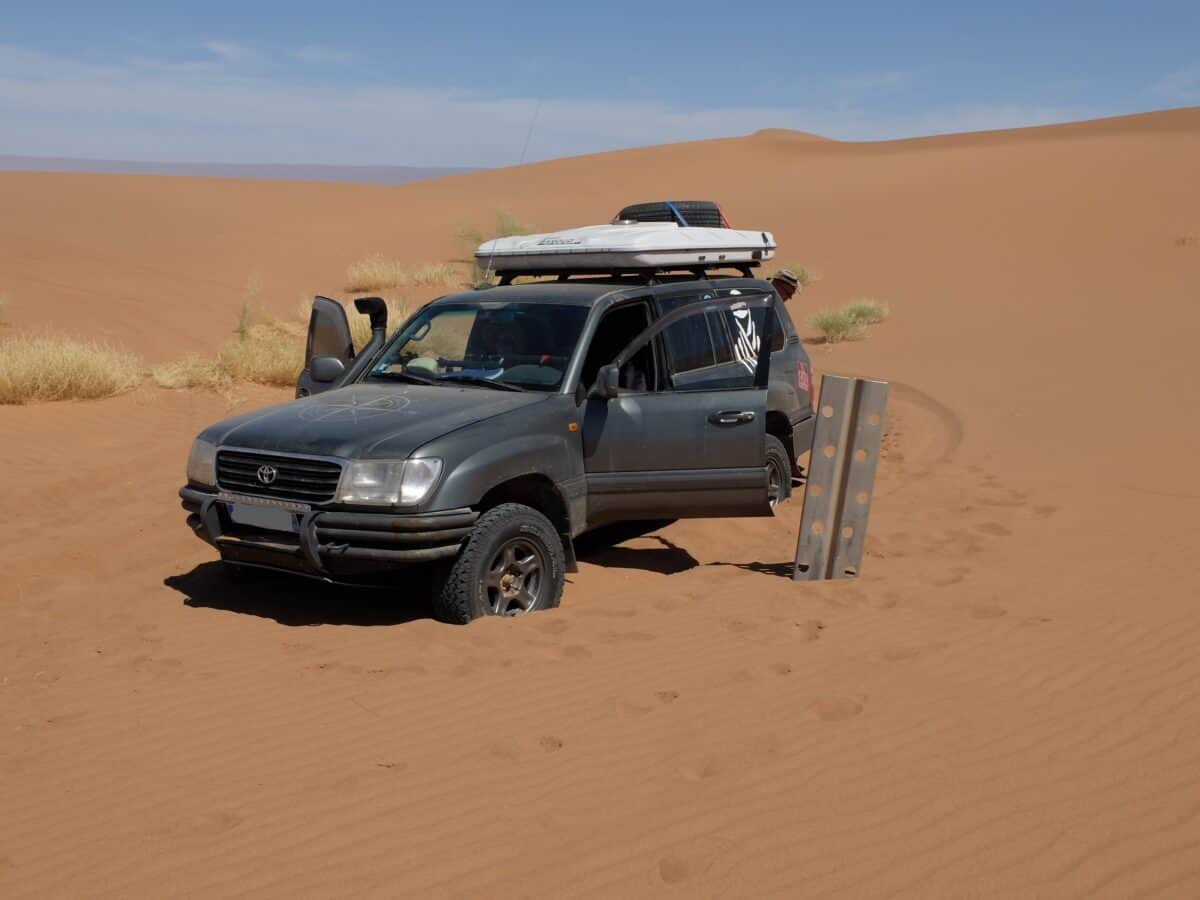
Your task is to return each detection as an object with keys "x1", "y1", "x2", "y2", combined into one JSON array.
[{"x1": 228, "y1": 503, "x2": 298, "y2": 533}]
